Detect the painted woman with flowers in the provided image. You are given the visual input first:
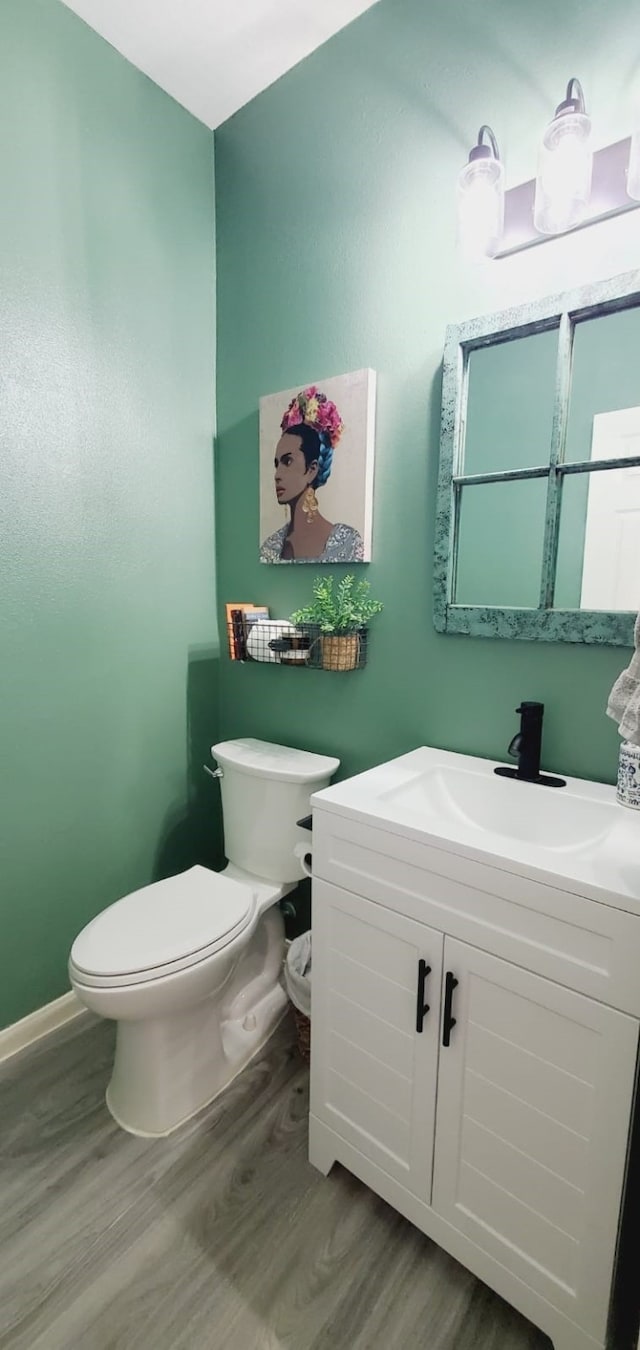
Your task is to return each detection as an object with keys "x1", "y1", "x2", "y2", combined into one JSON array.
[{"x1": 259, "y1": 385, "x2": 365, "y2": 563}]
